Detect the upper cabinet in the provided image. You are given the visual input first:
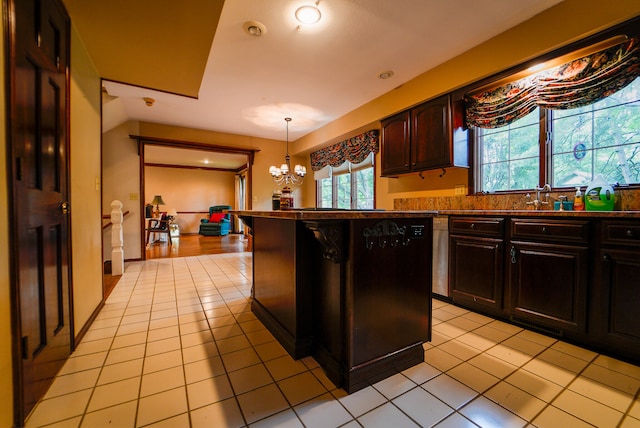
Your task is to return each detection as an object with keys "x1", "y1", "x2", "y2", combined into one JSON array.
[
  {"x1": 380, "y1": 110, "x2": 411, "y2": 176},
  {"x1": 411, "y1": 95, "x2": 451, "y2": 171},
  {"x1": 381, "y1": 92, "x2": 469, "y2": 177}
]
